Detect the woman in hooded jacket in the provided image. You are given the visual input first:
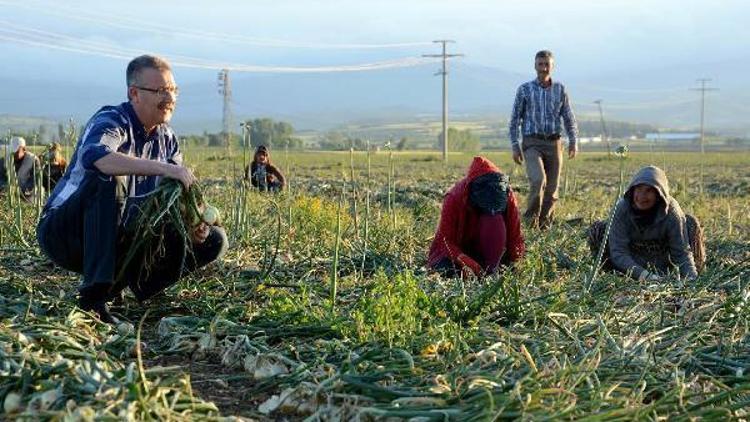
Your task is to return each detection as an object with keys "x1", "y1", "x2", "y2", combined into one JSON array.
[
  {"x1": 587, "y1": 165, "x2": 705, "y2": 281},
  {"x1": 428, "y1": 156, "x2": 525, "y2": 278}
]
